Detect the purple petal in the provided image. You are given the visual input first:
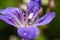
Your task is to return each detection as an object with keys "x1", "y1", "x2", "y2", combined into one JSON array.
[
  {"x1": 0, "y1": 15, "x2": 15, "y2": 26},
  {"x1": 0, "y1": 7, "x2": 25, "y2": 23},
  {"x1": 0, "y1": 7, "x2": 23, "y2": 19},
  {"x1": 17, "y1": 26, "x2": 39, "y2": 39},
  {"x1": 26, "y1": 0, "x2": 42, "y2": 15},
  {"x1": 34, "y1": 12, "x2": 55, "y2": 26}
]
